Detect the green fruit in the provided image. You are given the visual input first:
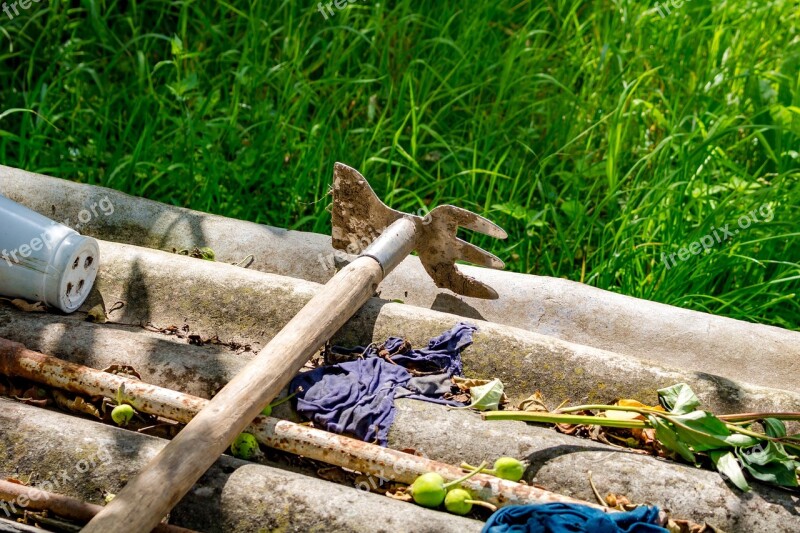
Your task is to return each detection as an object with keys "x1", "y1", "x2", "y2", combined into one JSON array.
[
  {"x1": 111, "y1": 404, "x2": 135, "y2": 427},
  {"x1": 231, "y1": 433, "x2": 260, "y2": 460},
  {"x1": 445, "y1": 487, "x2": 497, "y2": 515},
  {"x1": 261, "y1": 391, "x2": 297, "y2": 417},
  {"x1": 409, "y1": 461, "x2": 488, "y2": 508},
  {"x1": 409, "y1": 473, "x2": 447, "y2": 508},
  {"x1": 492, "y1": 457, "x2": 525, "y2": 482},
  {"x1": 444, "y1": 488, "x2": 473, "y2": 515}
]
